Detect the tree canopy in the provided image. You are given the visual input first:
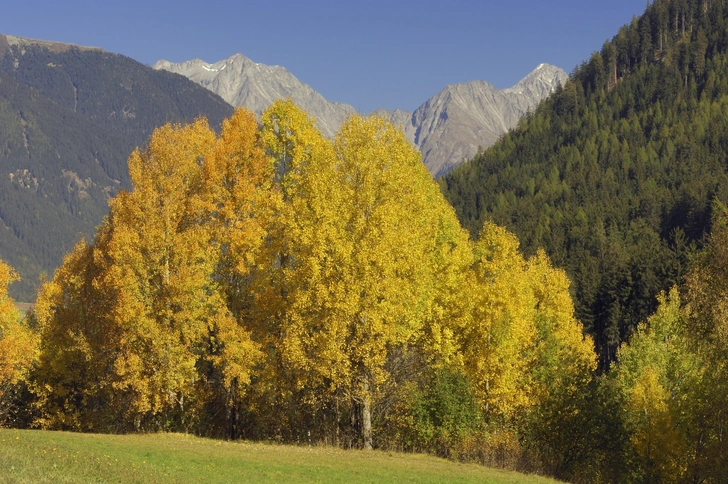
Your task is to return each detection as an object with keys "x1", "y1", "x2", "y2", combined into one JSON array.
[{"x1": 24, "y1": 103, "x2": 594, "y2": 475}]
